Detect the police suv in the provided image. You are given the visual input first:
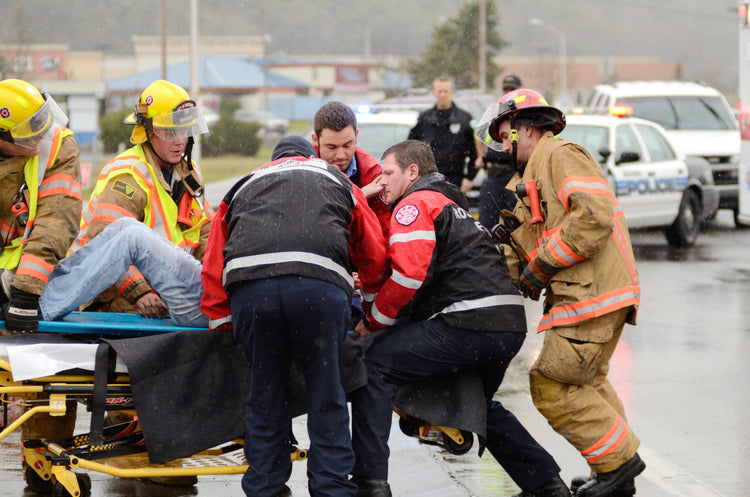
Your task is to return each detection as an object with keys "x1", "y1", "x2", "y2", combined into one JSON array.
[
  {"x1": 587, "y1": 80, "x2": 739, "y2": 225},
  {"x1": 559, "y1": 110, "x2": 719, "y2": 247}
]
